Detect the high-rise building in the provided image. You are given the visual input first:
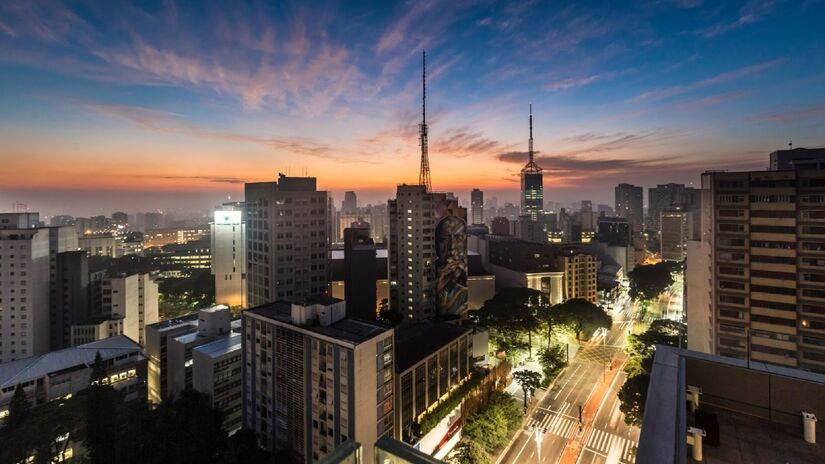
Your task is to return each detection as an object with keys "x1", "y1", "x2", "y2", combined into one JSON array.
[
  {"x1": 615, "y1": 183, "x2": 644, "y2": 234},
  {"x1": 597, "y1": 217, "x2": 632, "y2": 247},
  {"x1": 388, "y1": 185, "x2": 439, "y2": 322},
  {"x1": 557, "y1": 246, "x2": 598, "y2": 303},
  {"x1": 211, "y1": 206, "x2": 247, "y2": 308},
  {"x1": 52, "y1": 250, "x2": 90, "y2": 349},
  {"x1": 111, "y1": 211, "x2": 129, "y2": 227},
  {"x1": 102, "y1": 273, "x2": 159, "y2": 345},
  {"x1": 245, "y1": 174, "x2": 329, "y2": 306},
  {"x1": 192, "y1": 332, "x2": 243, "y2": 433},
  {"x1": 344, "y1": 226, "x2": 377, "y2": 321},
  {"x1": 769, "y1": 147, "x2": 825, "y2": 170},
  {"x1": 660, "y1": 208, "x2": 689, "y2": 261},
  {"x1": 687, "y1": 167, "x2": 825, "y2": 372},
  {"x1": 513, "y1": 215, "x2": 546, "y2": 244},
  {"x1": 580, "y1": 200, "x2": 594, "y2": 231},
  {"x1": 342, "y1": 191, "x2": 357, "y2": 214},
  {"x1": 647, "y1": 183, "x2": 698, "y2": 232},
  {"x1": 145, "y1": 313, "x2": 200, "y2": 404},
  {"x1": 242, "y1": 299, "x2": 394, "y2": 463},
  {"x1": 0, "y1": 214, "x2": 77, "y2": 363},
  {"x1": 491, "y1": 217, "x2": 510, "y2": 235},
  {"x1": 520, "y1": 105, "x2": 543, "y2": 220},
  {"x1": 470, "y1": 188, "x2": 484, "y2": 225}
]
